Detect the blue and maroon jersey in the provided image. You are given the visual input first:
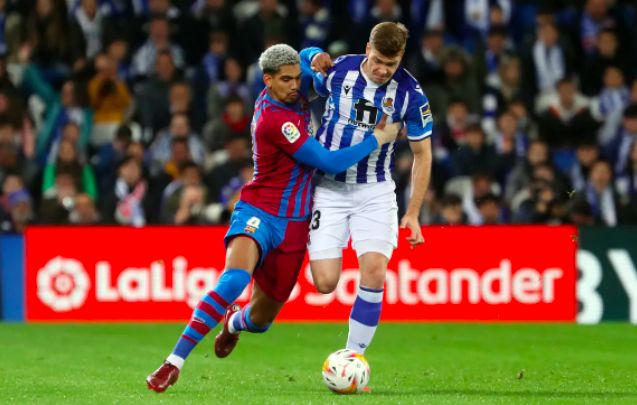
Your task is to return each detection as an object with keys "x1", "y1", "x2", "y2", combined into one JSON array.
[{"x1": 239, "y1": 89, "x2": 314, "y2": 218}]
